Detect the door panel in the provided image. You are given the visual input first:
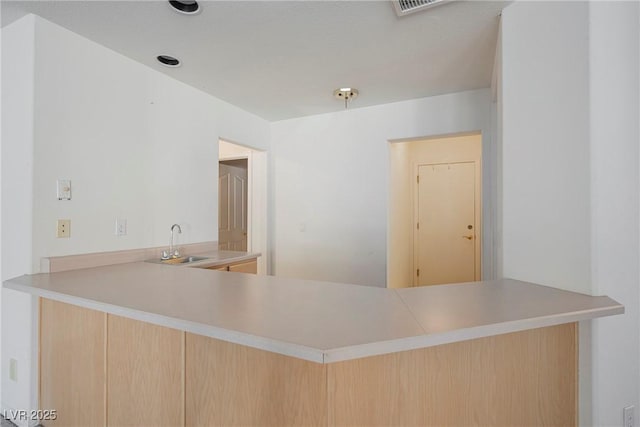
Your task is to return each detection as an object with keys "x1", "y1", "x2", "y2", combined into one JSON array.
[
  {"x1": 219, "y1": 174, "x2": 230, "y2": 249},
  {"x1": 416, "y1": 162, "x2": 476, "y2": 286},
  {"x1": 219, "y1": 159, "x2": 248, "y2": 251}
]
